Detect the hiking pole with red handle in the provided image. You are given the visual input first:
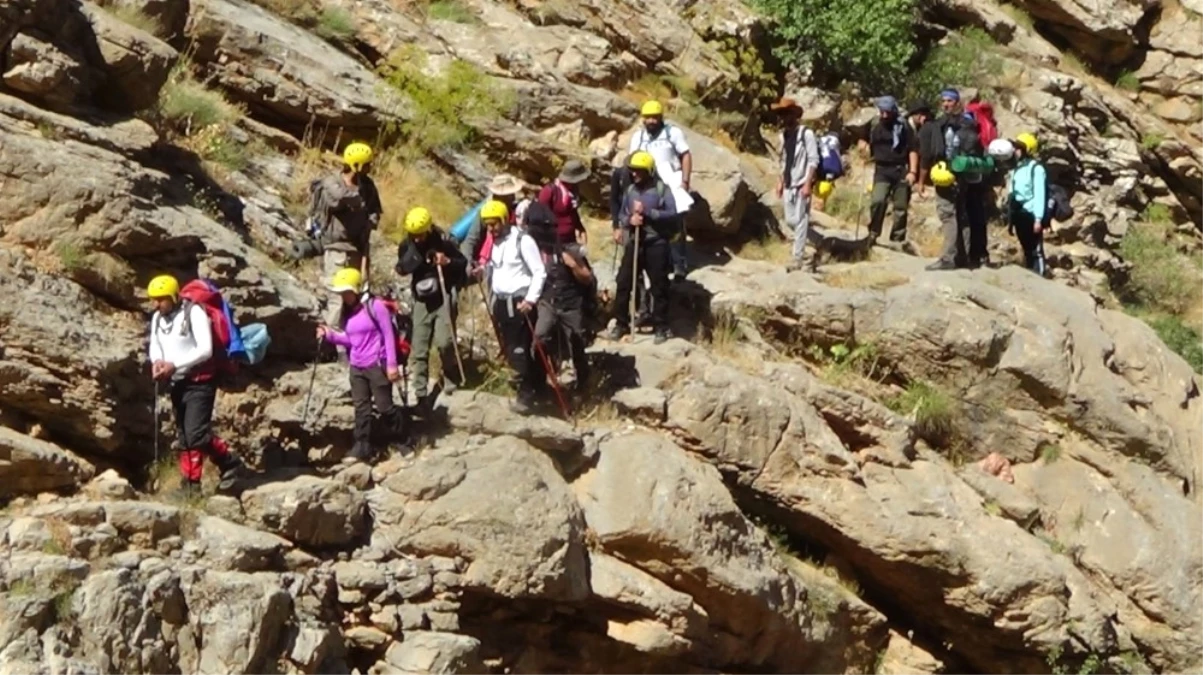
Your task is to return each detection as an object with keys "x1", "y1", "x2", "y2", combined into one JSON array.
[
  {"x1": 525, "y1": 314, "x2": 572, "y2": 419},
  {"x1": 435, "y1": 263, "x2": 467, "y2": 385}
]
